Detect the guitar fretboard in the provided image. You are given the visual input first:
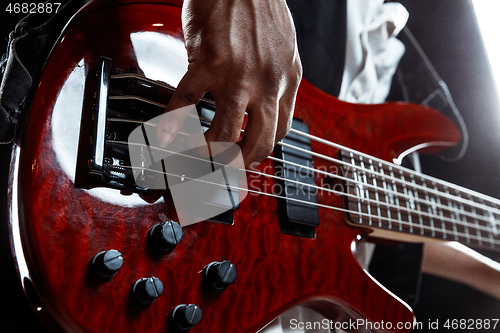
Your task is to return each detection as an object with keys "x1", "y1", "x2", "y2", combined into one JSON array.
[{"x1": 340, "y1": 150, "x2": 500, "y2": 251}]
